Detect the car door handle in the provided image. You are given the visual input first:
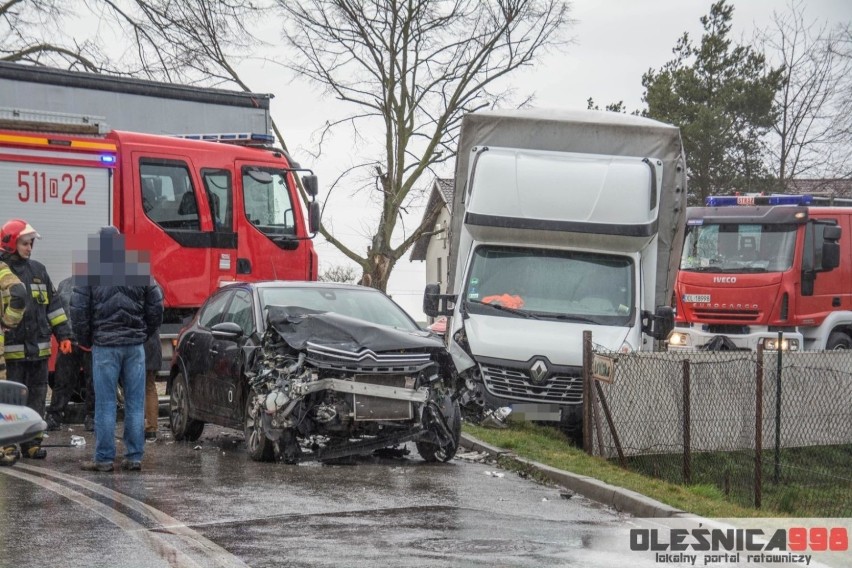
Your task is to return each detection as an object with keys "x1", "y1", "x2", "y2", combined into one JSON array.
[{"x1": 210, "y1": 348, "x2": 219, "y2": 356}]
